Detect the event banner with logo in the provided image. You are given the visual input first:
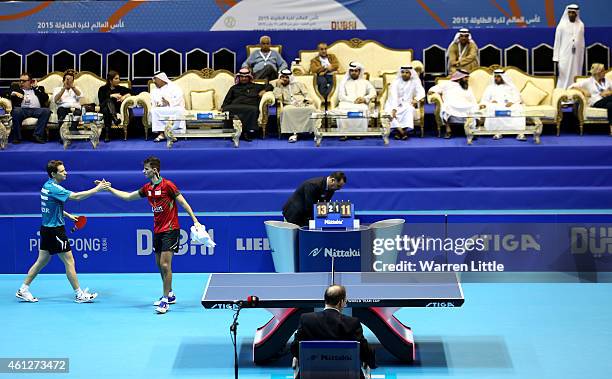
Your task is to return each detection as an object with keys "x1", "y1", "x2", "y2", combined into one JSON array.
[
  {"x1": 3, "y1": 214, "x2": 612, "y2": 274},
  {"x1": 0, "y1": 1, "x2": 610, "y2": 33}
]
